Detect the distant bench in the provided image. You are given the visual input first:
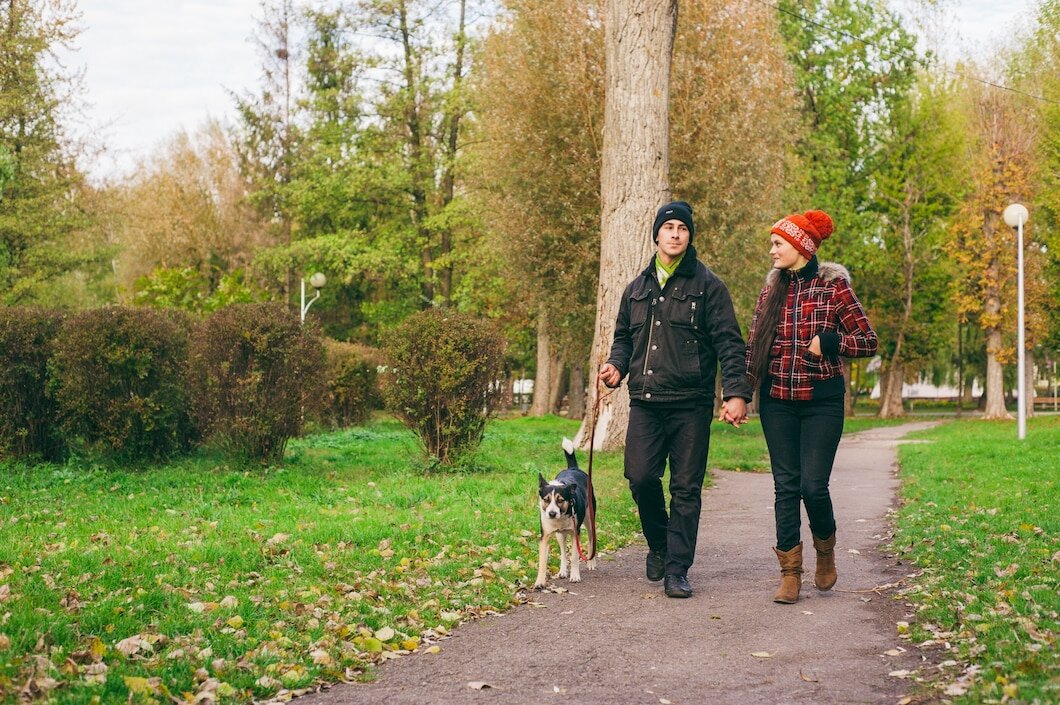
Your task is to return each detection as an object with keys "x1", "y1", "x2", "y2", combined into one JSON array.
[{"x1": 1033, "y1": 397, "x2": 1060, "y2": 409}]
